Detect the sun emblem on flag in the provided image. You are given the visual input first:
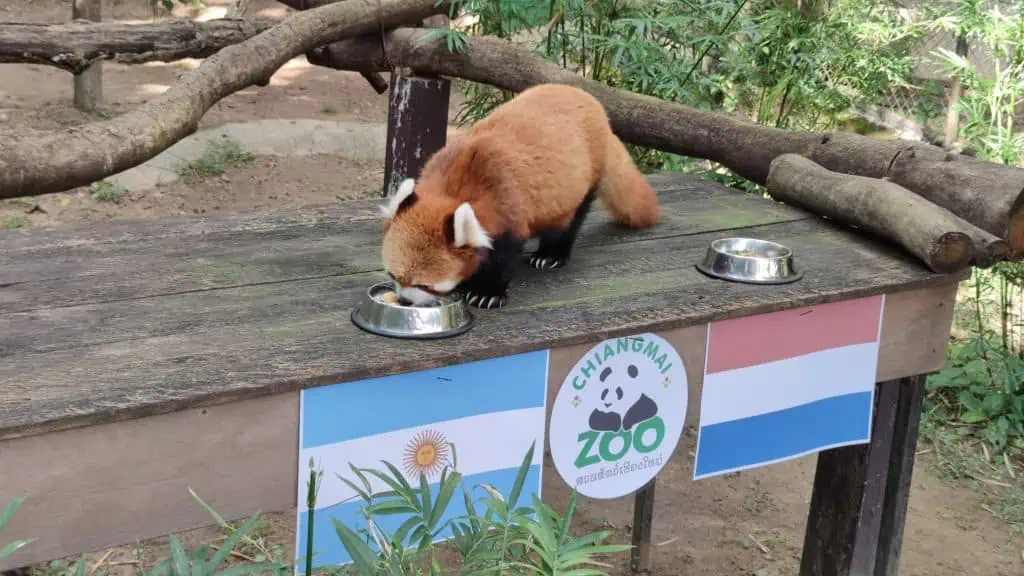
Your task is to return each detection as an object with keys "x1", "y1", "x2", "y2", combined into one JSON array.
[{"x1": 402, "y1": 428, "x2": 451, "y2": 479}]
